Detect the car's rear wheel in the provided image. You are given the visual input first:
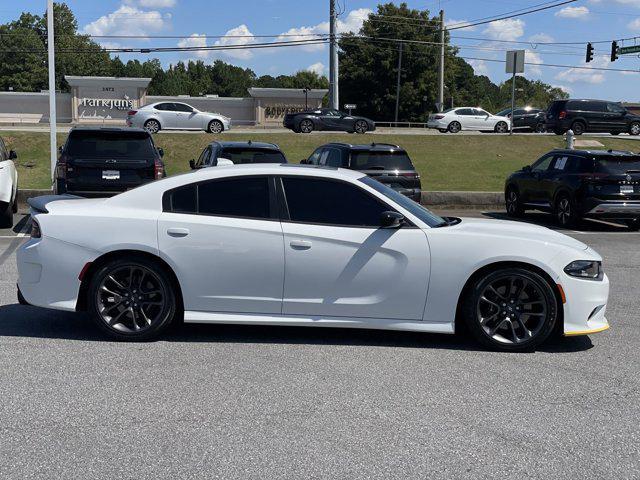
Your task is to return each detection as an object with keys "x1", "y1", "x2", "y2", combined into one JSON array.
[
  {"x1": 505, "y1": 188, "x2": 524, "y2": 217},
  {"x1": 438, "y1": 128, "x2": 448, "y2": 133},
  {"x1": 629, "y1": 122, "x2": 640, "y2": 136},
  {"x1": 208, "y1": 120, "x2": 223, "y2": 134},
  {"x1": 571, "y1": 121, "x2": 585, "y2": 135},
  {"x1": 299, "y1": 119, "x2": 314, "y2": 134},
  {"x1": 354, "y1": 120, "x2": 368, "y2": 134},
  {"x1": 494, "y1": 121, "x2": 509, "y2": 133},
  {"x1": 555, "y1": 193, "x2": 579, "y2": 228},
  {"x1": 533, "y1": 123, "x2": 546, "y2": 133},
  {"x1": 144, "y1": 119, "x2": 161, "y2": 134},
  {"x1": 88, "y1": 256, "x2": 178, "y2": 341},
  {"x1": 448, "y1": 121, "x2": 461, "y2": 133},
  {"x1": 462, "y1": 267, "x2": 558, "y2": 351}
]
